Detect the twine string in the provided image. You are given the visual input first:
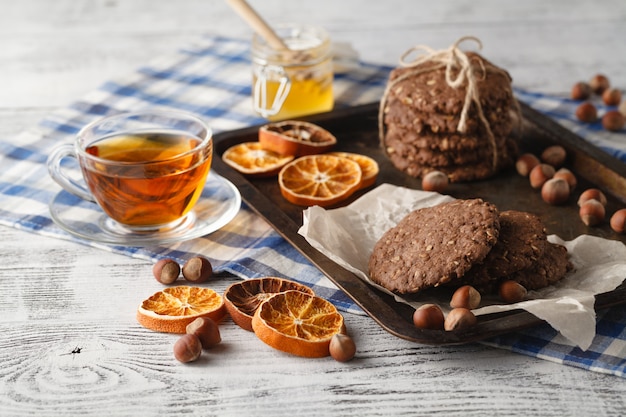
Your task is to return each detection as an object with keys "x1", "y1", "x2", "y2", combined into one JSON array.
[{"x1": 378, "y1": 36, "x2": 508, "y2": 172}]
